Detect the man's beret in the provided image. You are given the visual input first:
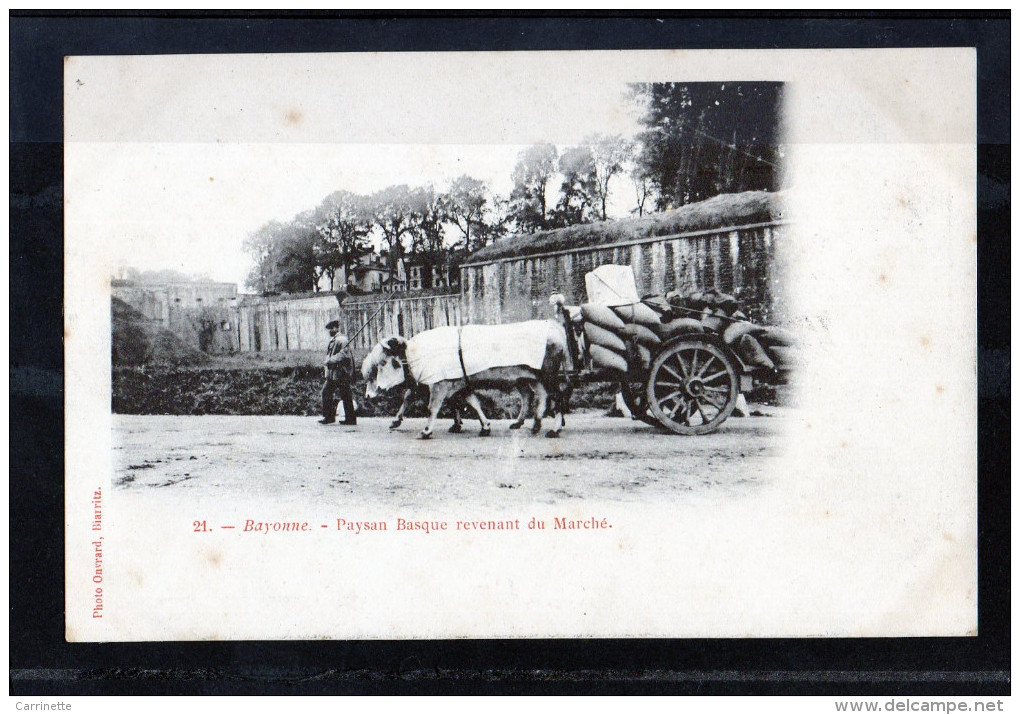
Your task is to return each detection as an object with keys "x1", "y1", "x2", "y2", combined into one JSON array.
[{"x1": 325, "y1": 320, "x2": 340, "y2": 330}]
